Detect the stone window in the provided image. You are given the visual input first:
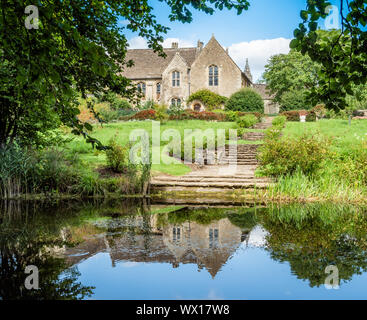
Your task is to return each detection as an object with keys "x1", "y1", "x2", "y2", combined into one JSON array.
[
  {"x1": 156, "y1": 82, "x2": 161, "y2": 98},
  {"x1": 209, "y1": 228, "x2": 219, "y2": 248},
  {"x1": 171, "y1": 98, "x2": 181, "y2": 107},
  {"x1": 172, "y1": 71, "x2": 180, "y2": 87},
  {"x1": 137, "y1": 82, "x2": 146, "y2": 96},
  {"x1": 209, "y1": 65, "x2": 218, "y2": 86},
  {"x1": 173, "y1": 227, "x2": 181, "y2": 242}
]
